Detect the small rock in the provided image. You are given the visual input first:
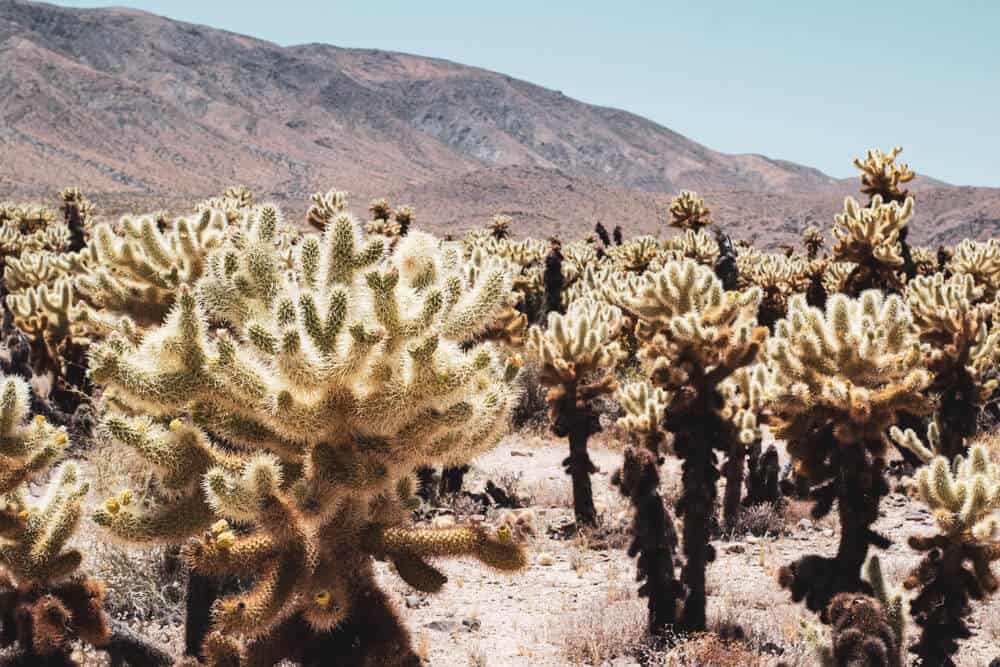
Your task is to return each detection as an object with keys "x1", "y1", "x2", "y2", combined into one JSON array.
[
  {"x1": 461, "y1": 617, "x2": 481, "y2": 632},
  {"x1": 745, "y1": 536, "x2": 759, "y2": 544},
  {"x1": 510, "y1": 450, "x2": 534, "y2": 457},
  {"x1": 405, "y1": 595, "x2": 422, "y2": 609},
  {"x1": 725, "y1": 543, "x2": 746, "y2": 554},
  {"x1": 796, "y1": 518, "x2": 813, "y2": 531},
  {"x1": 537, "y1": 552, "x2": 555, "y2": 566},
  {"x1": 425, "y1": 620, "x2": 460, "y2": 633},
  {"x1": 821, "y1": 528, "x2": 835, "y2": 537}
]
